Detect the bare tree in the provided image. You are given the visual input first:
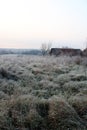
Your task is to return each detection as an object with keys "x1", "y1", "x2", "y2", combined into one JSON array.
[
  {"x1": 86, "y1": 38, "x2": 87, "y2": 49},
  {"x1": 41, "y1": 43, "x2": 52, "y2": 56}
]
